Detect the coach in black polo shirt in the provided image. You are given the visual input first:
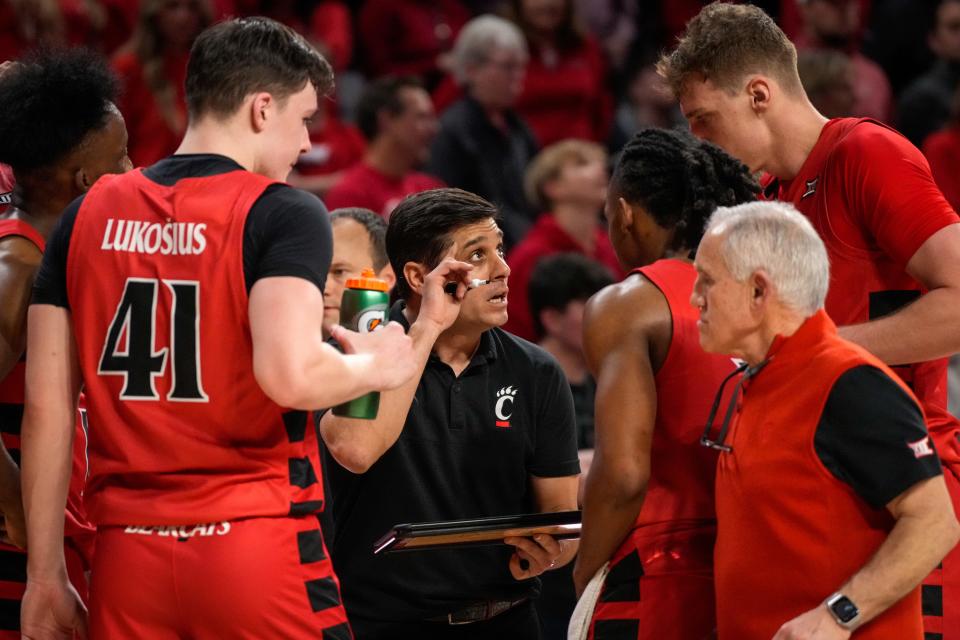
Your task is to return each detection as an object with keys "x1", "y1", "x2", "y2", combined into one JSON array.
[{"x1": 318, "y1": 188, "x2": 580, "y2": 638}]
